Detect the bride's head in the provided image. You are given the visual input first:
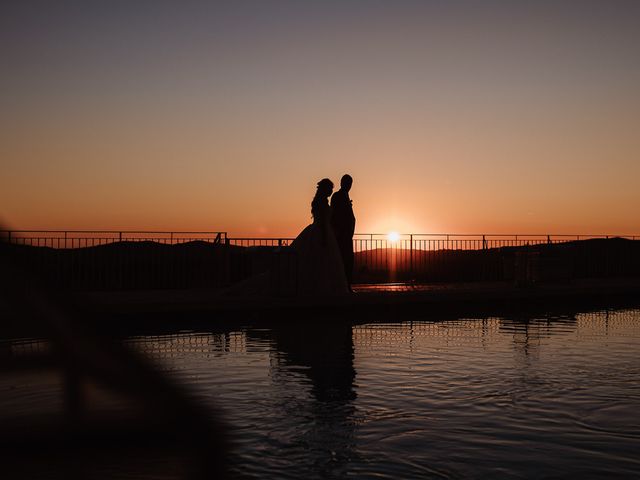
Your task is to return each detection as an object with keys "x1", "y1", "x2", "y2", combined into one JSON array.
[
  {"x1": 316, "y1": 178, "x2": 334, "y2": 198},
  {"x1": 311, "y1": 178, "x2": 334, "y2": 218}
]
